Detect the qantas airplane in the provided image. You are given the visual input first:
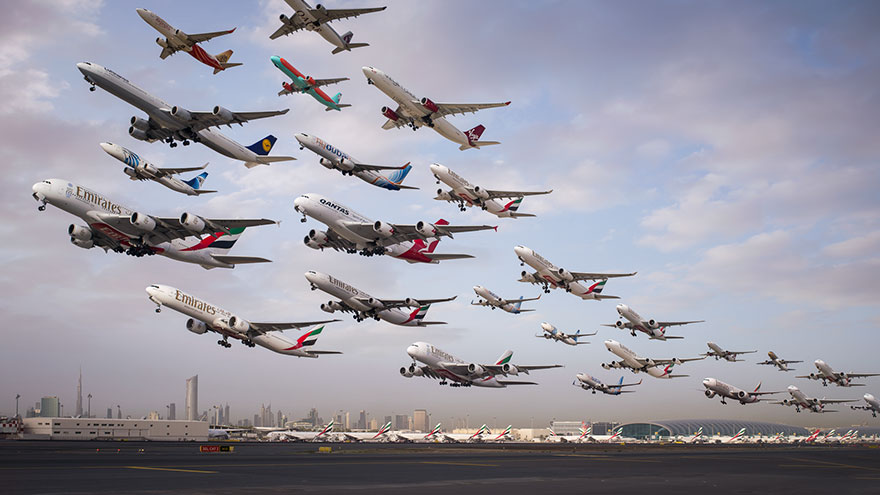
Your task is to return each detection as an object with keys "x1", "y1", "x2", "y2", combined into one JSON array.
[
  {"x1": 601, "y1": 340, "x2": 705, "y2": 379},
  {"x1": 431, "y1": 164, "x2": 551, "y2": 218},
  {"x1": 770, "y1": 385, "x2": 857, "y2": 413},
  {"x1": 136, "y1": 8, "x2": 240, "y2": 74},
  {"x1": 538, "y1": 323, "x2": 597, "y2": 346},
  {"x1": 305, "y1": 270, "x2": 454, "y2": 326},
  {"x1": 797, "y1": 360, "x2": 880, "y2": 387},
  {"x1": 515, "y1": 246, "x2": 635, "y2": 298},
  {"x1": 573, "y1": 373, "x2": 641, "y2": 395},
  {"x1": 100, "y1": 142, "x2": 214, "y2": 196},
  {"x1": 602, "y1": 304, "x2": 703, "y2": 341},
  {"x1": 363, "y1": 66, "x2": 510, "y2": 150},
  {"x1": 471, "y1": 286, "x2": 540, "y2": 314},
  {"x1": 272, "y1": 57, "x2": 350, "y2": 111},
  {"x1": 295, "y1": 133, "x2": 415, "y2": 190},
  {"x1": 146, "y1": 284, "x2": 339, "y2": 355},
  {"x1": 401, "y1": 342, "x2": 561, "y2": 388},
  {"x1": 702, "y1": 342, "x2": 756, "y2": 362},
  {"x1": 294, "y1": 193, "x2": 495, "y2": 261},
  {"x1": 32, "y1": 179, "x2": 273, "y2": 268},
  {"x1": 270, "y1": 0, "x2": 385, "y2": 54},
  {"x1": 851, "y1": 393, "x2": 880, "y2": 417},
  {"x1": 702, "y1": 378, "x2": 781, "y2": 405},
  {"x1": 757, "y1": 351, "x2": 802, "y2": 371}
]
